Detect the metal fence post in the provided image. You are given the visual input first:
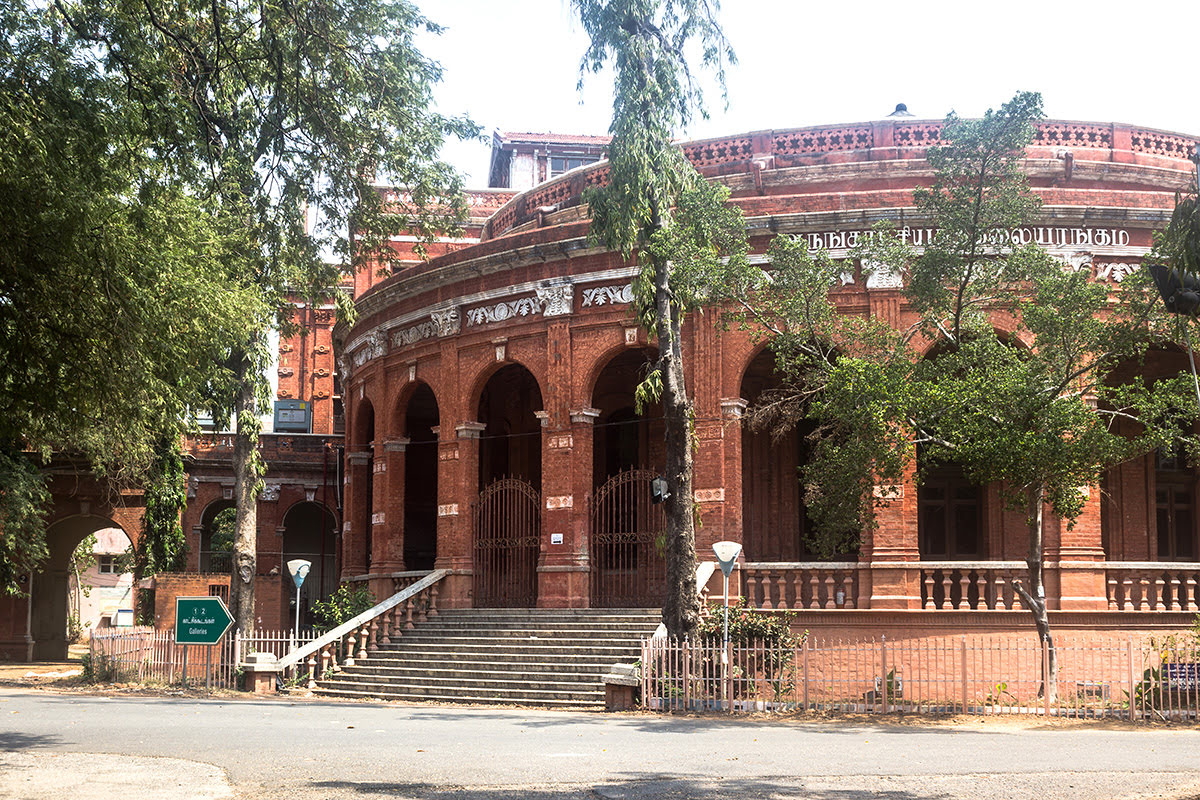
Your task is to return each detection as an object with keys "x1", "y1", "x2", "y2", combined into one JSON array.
[
  {"x1": 881, "y1": 635, "x2": 889, "y2": 714},
  {"x1": 960, "y1": 636, "x2": 968, "y2": 713}
]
